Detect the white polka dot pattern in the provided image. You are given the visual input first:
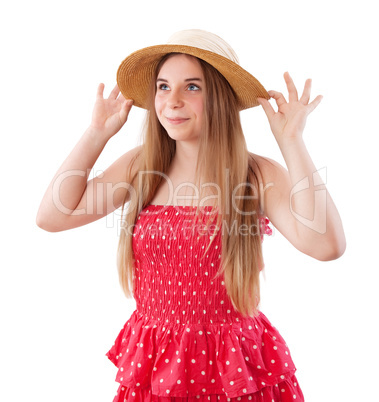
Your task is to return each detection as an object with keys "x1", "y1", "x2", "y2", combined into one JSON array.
[{"x1": 106, "y1": 205, "x2": 303, "y2": 401}]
